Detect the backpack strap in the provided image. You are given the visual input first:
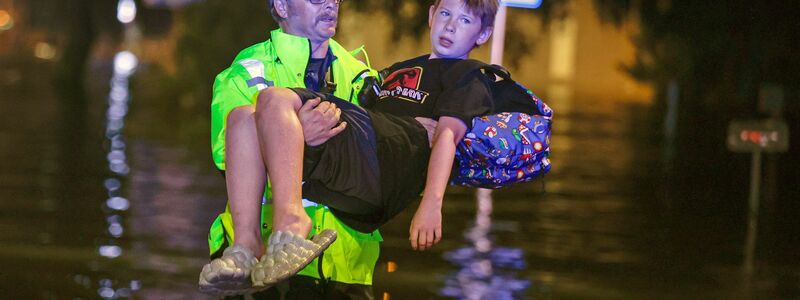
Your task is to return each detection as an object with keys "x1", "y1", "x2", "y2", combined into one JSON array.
[
  {"x1": 442, "y1": 59, "x2": 490, "y2": 87},
  {"x1": 444, "y1": 59, "x2": 543, "y2": 114},
  {"x1": 443, "y1": 59, "x2": 519, "y2": 88}
]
